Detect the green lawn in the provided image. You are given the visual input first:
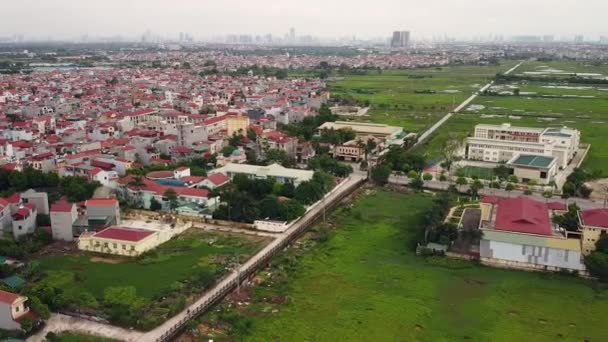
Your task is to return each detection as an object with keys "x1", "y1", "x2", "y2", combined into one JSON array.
[
  {"x1": 459, "y1": 166, "x2": 495, "y2": 180},
  {"x1": 34, "y1": 229, "x2": 269, "y2": 330},
  {"x1": 204, "y1": 191, "x2": 608, "y2": 341},
  {"x1": 37, "y1": 230, "x2": 267, "y2": 299},
  {"x1": 50, "y1": 332, "x2": 117, "y2": 342},
  {"x1": 328, "y1": 62, "x2": 519, "y2": 133}
]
